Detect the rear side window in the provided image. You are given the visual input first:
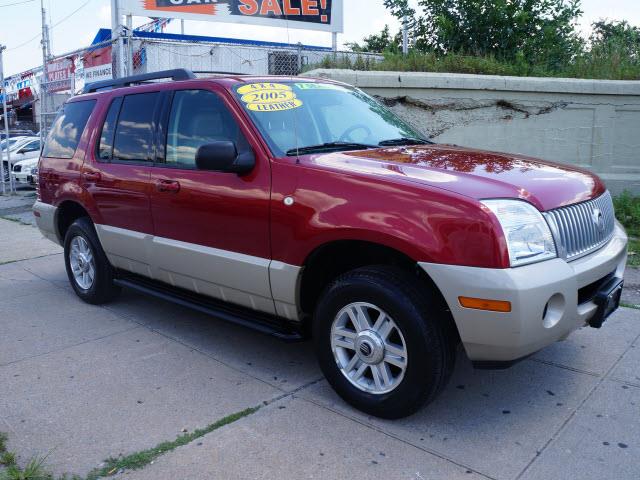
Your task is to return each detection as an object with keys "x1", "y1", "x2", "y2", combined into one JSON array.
[
  {"x1": 43, "y1": 100, "x2": 96, "y2": 158},
  {"x1": 98, "y1": 97, "x2": 123, "y2": 161},
  {"x1": 113, "y1": 92, "x2": 160, "y2": 162}
]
